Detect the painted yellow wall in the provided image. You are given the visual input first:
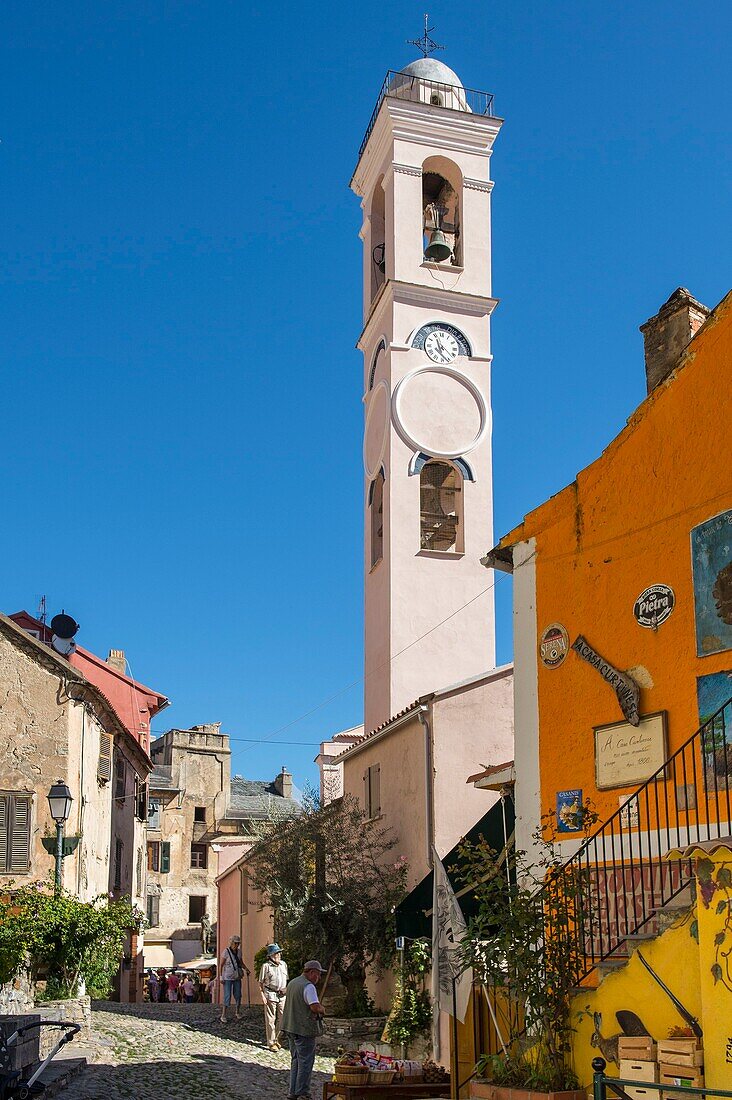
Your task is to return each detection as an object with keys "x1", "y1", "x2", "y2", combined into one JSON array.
[
  {"x1": 694, "y1": 849, "x2": 732, "y2": 1088},
  {"x1": 570, "y1": 910, "x2": 701, "y2": 1087}
]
